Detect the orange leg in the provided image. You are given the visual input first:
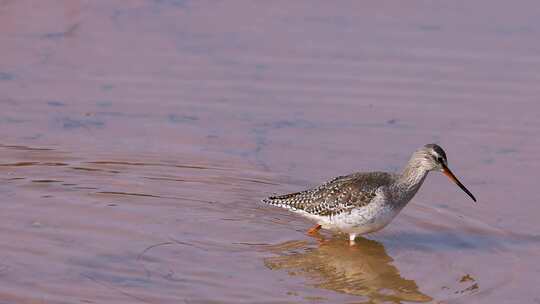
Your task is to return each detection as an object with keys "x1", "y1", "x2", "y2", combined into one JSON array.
[{"x1": 307, "y1": 224, "x2": 322, "y2": 235}]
